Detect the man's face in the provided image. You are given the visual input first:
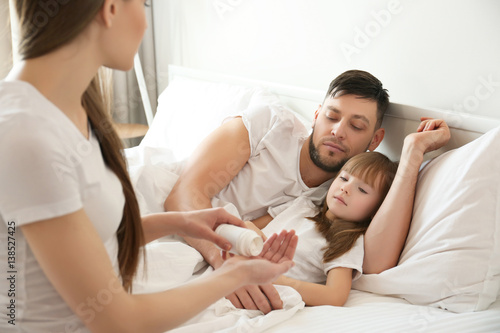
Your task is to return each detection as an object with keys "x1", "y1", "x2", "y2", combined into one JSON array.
[{"x1": 309, "y1": 94, "x2": 383, "y2": 172}]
